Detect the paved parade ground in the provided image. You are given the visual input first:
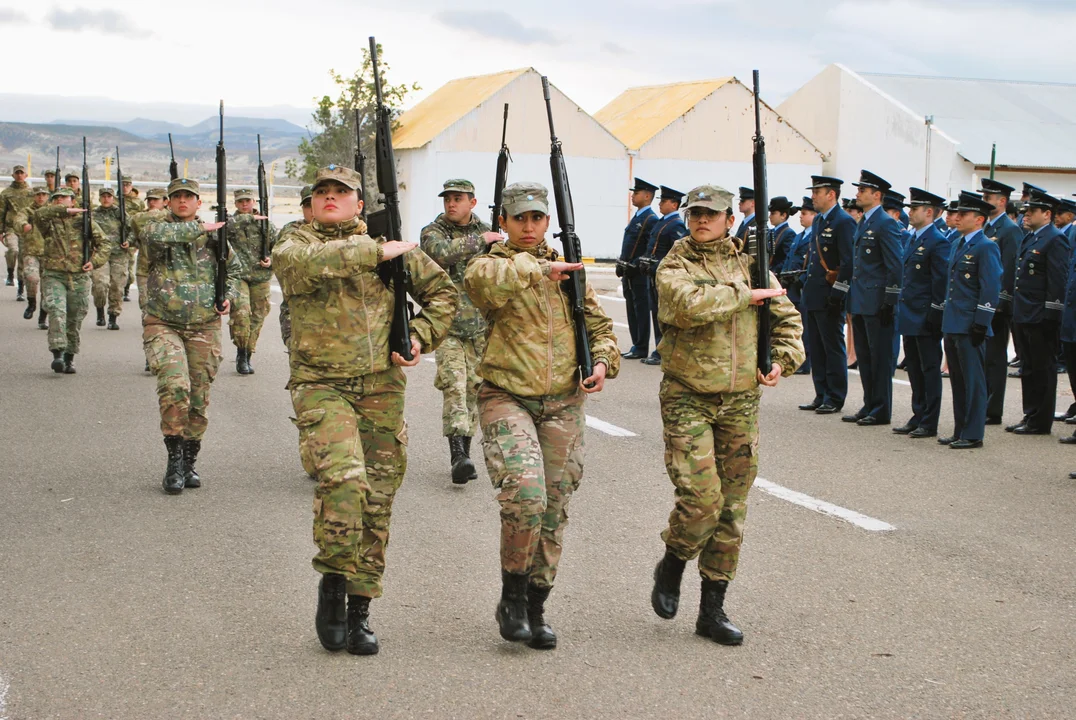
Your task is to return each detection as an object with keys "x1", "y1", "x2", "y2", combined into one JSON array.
[{"x1": 1, "y1": 278, "x2": 1073, "y2": 719}]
